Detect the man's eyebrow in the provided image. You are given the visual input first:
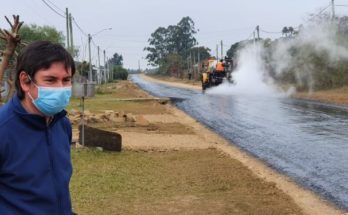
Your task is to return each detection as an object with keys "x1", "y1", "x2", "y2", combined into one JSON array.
[
  {"x1": 42, "y1": 75, "x2": 72, "y2": 79},
  {"x1": 43, "y1": 76, "x2": 58, "y2": 79}
]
